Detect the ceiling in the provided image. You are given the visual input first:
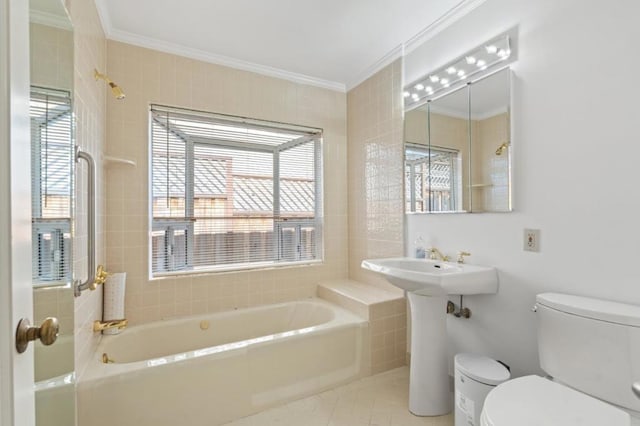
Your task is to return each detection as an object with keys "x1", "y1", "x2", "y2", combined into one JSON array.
[{"x1": 95, "y1": 0, "x2": 476, "y2": 91}]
